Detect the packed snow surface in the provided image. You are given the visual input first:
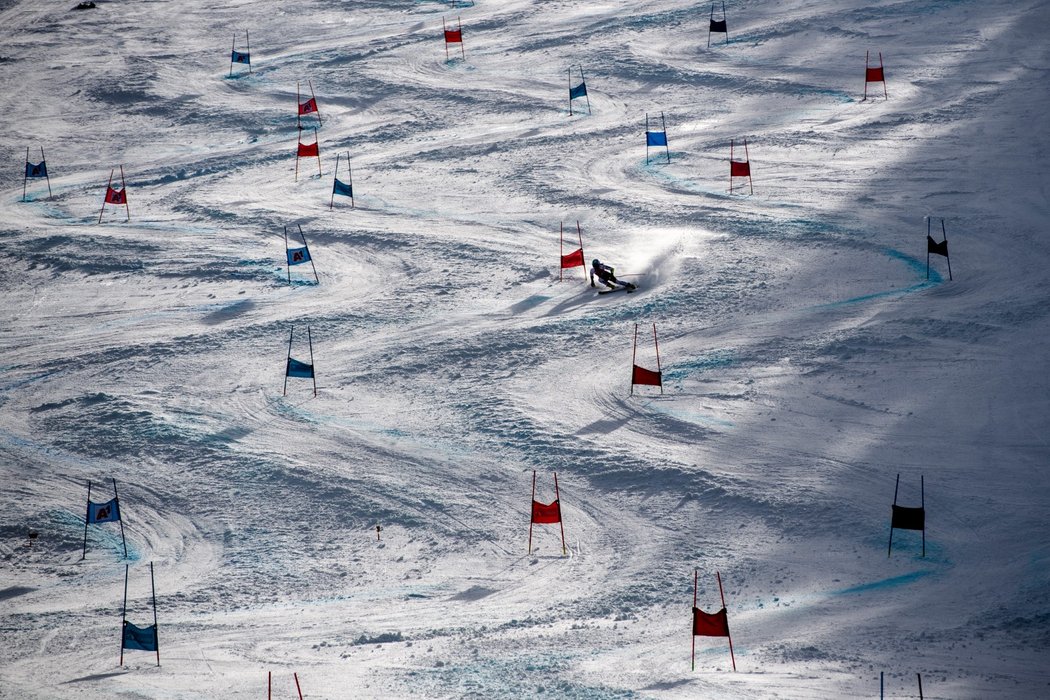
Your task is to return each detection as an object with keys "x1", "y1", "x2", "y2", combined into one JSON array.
[{"x1": 1, "y1": 0, "x2": 1049, "y2": 697}]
